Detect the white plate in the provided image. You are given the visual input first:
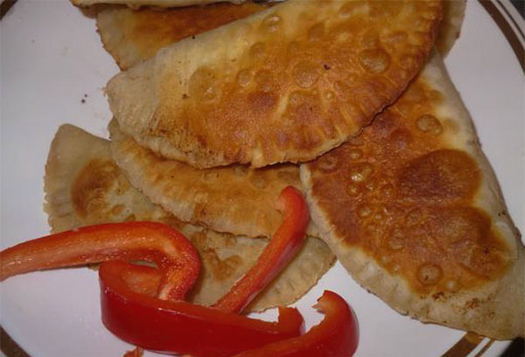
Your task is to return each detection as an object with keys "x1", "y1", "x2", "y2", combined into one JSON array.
[{"x1": 1, "y1": 1, "x2": 523, "y2": 356}]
